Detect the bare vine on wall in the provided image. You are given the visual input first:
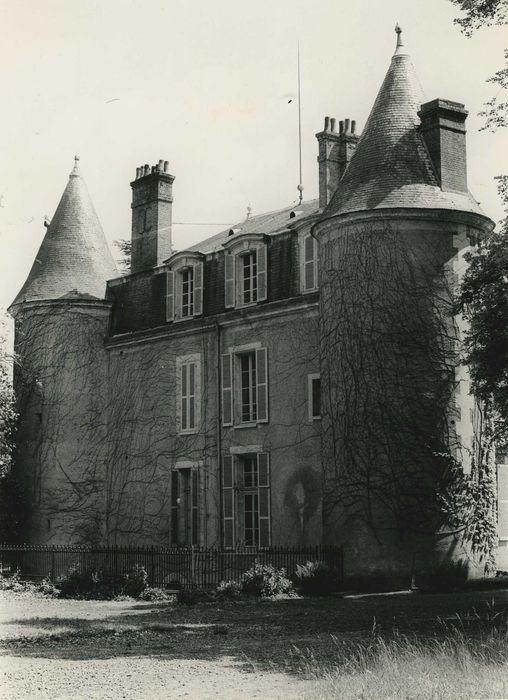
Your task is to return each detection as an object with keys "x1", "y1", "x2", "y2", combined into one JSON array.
[{"x1": 318, "y1": 221, "x2": 496, "y2": 570}]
